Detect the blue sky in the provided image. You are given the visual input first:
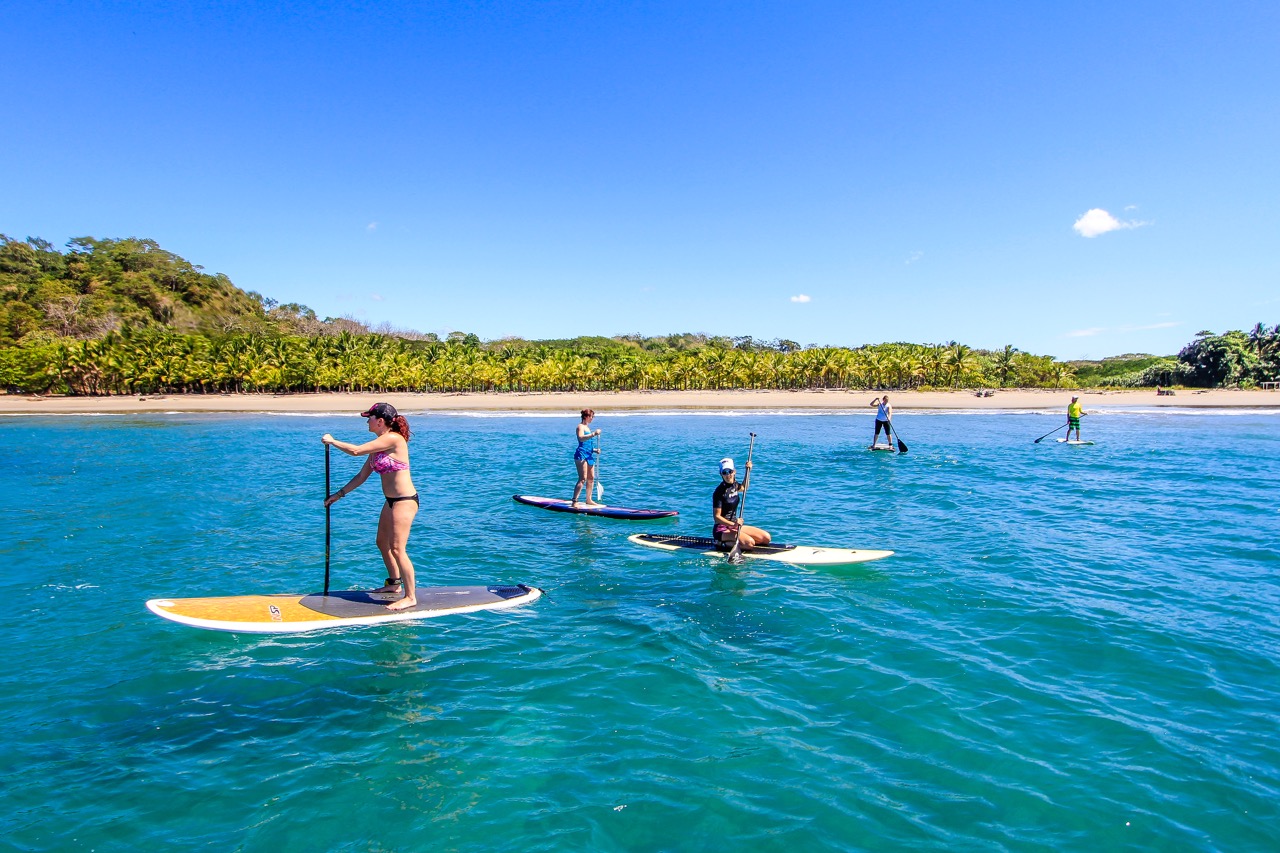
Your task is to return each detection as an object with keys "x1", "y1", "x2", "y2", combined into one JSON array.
[{"x1": 3, "y1": 1, "x2": 1277, "y2": 359}]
